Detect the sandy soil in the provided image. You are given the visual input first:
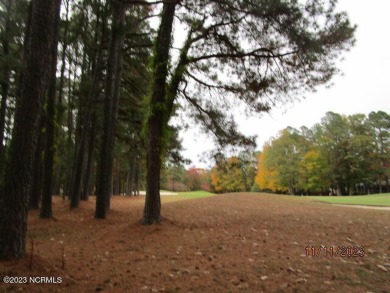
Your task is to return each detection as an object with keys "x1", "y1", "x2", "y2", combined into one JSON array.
[{"x1": 0, "y1": 193, "x2": 389, "y2": 293}]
